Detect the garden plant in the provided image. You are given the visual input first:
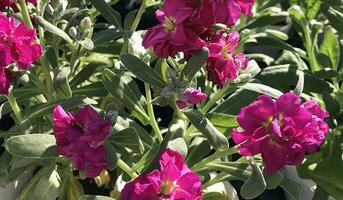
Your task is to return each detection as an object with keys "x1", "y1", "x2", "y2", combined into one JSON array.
[{"x1": 0, "y1": 0, "x2": 342, "y2": 200}]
